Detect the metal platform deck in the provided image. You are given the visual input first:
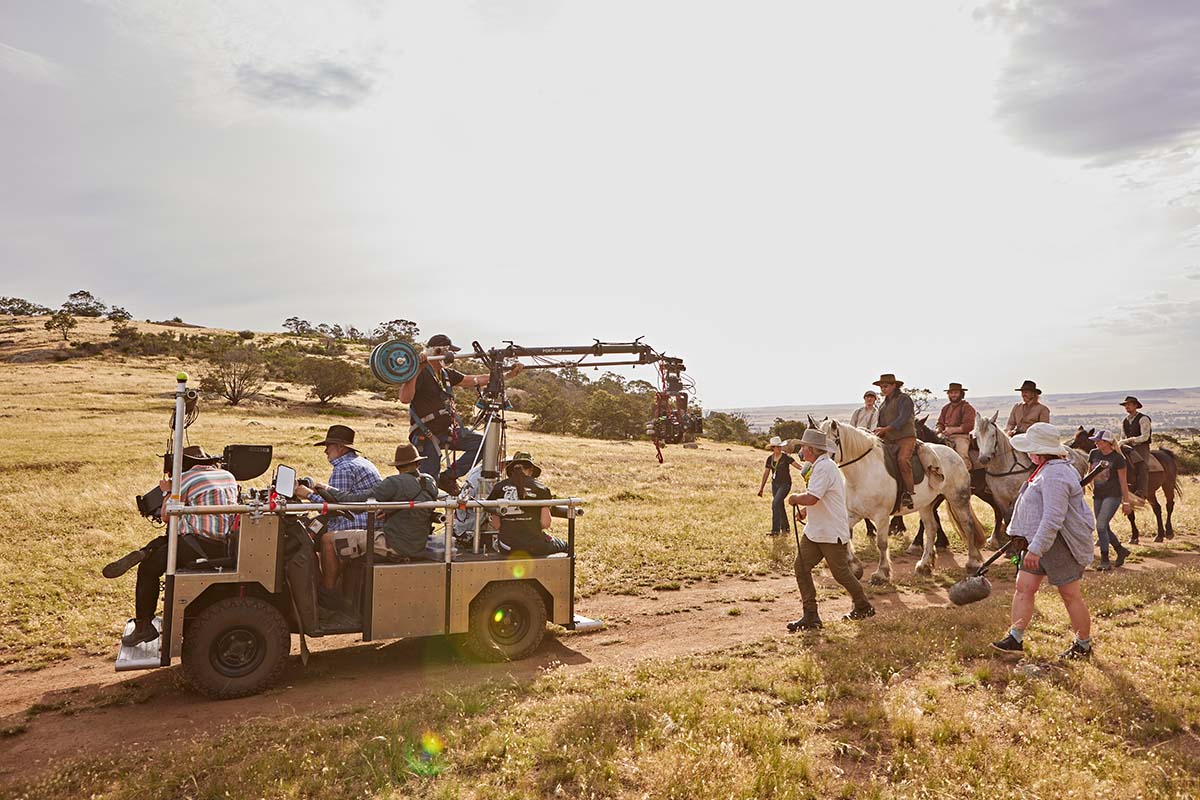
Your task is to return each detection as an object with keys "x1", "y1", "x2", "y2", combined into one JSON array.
[{"x1": 114, "y1": 617, "x2": 163, "y2": 672}]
